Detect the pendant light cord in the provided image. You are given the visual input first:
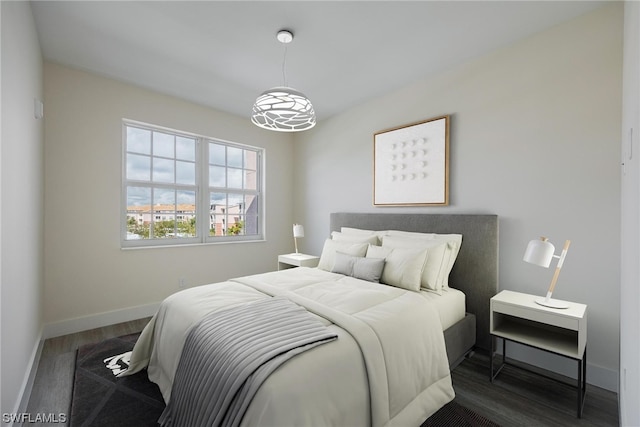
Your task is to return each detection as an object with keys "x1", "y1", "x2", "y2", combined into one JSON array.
[{"x1": 282, "y1": 44, "x2": 288, "y2": 87}]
